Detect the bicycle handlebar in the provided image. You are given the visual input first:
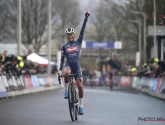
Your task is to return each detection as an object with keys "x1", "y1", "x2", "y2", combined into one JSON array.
[{"x1": 58, "y1": 72, "x2": 82, "y2": 84}]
